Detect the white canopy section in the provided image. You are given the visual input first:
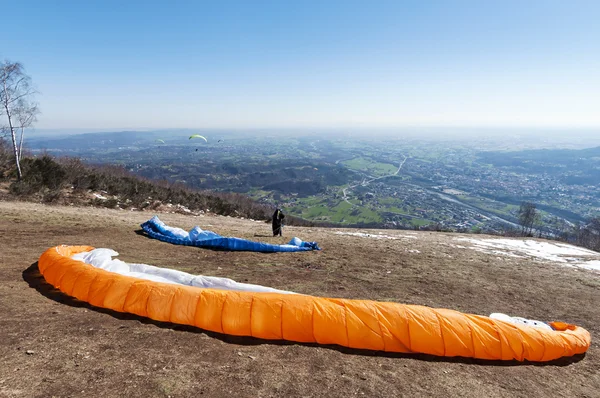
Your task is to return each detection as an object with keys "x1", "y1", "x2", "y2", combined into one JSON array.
[{"x1": 71, "y1": 248, "x2": 296, "y2": 294}]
